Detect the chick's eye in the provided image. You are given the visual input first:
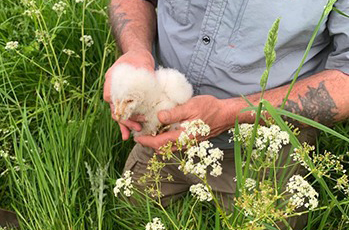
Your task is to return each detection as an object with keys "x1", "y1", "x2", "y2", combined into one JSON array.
[{"x1": 126, "y1": 99, "x2": 134, "y2": 103}]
